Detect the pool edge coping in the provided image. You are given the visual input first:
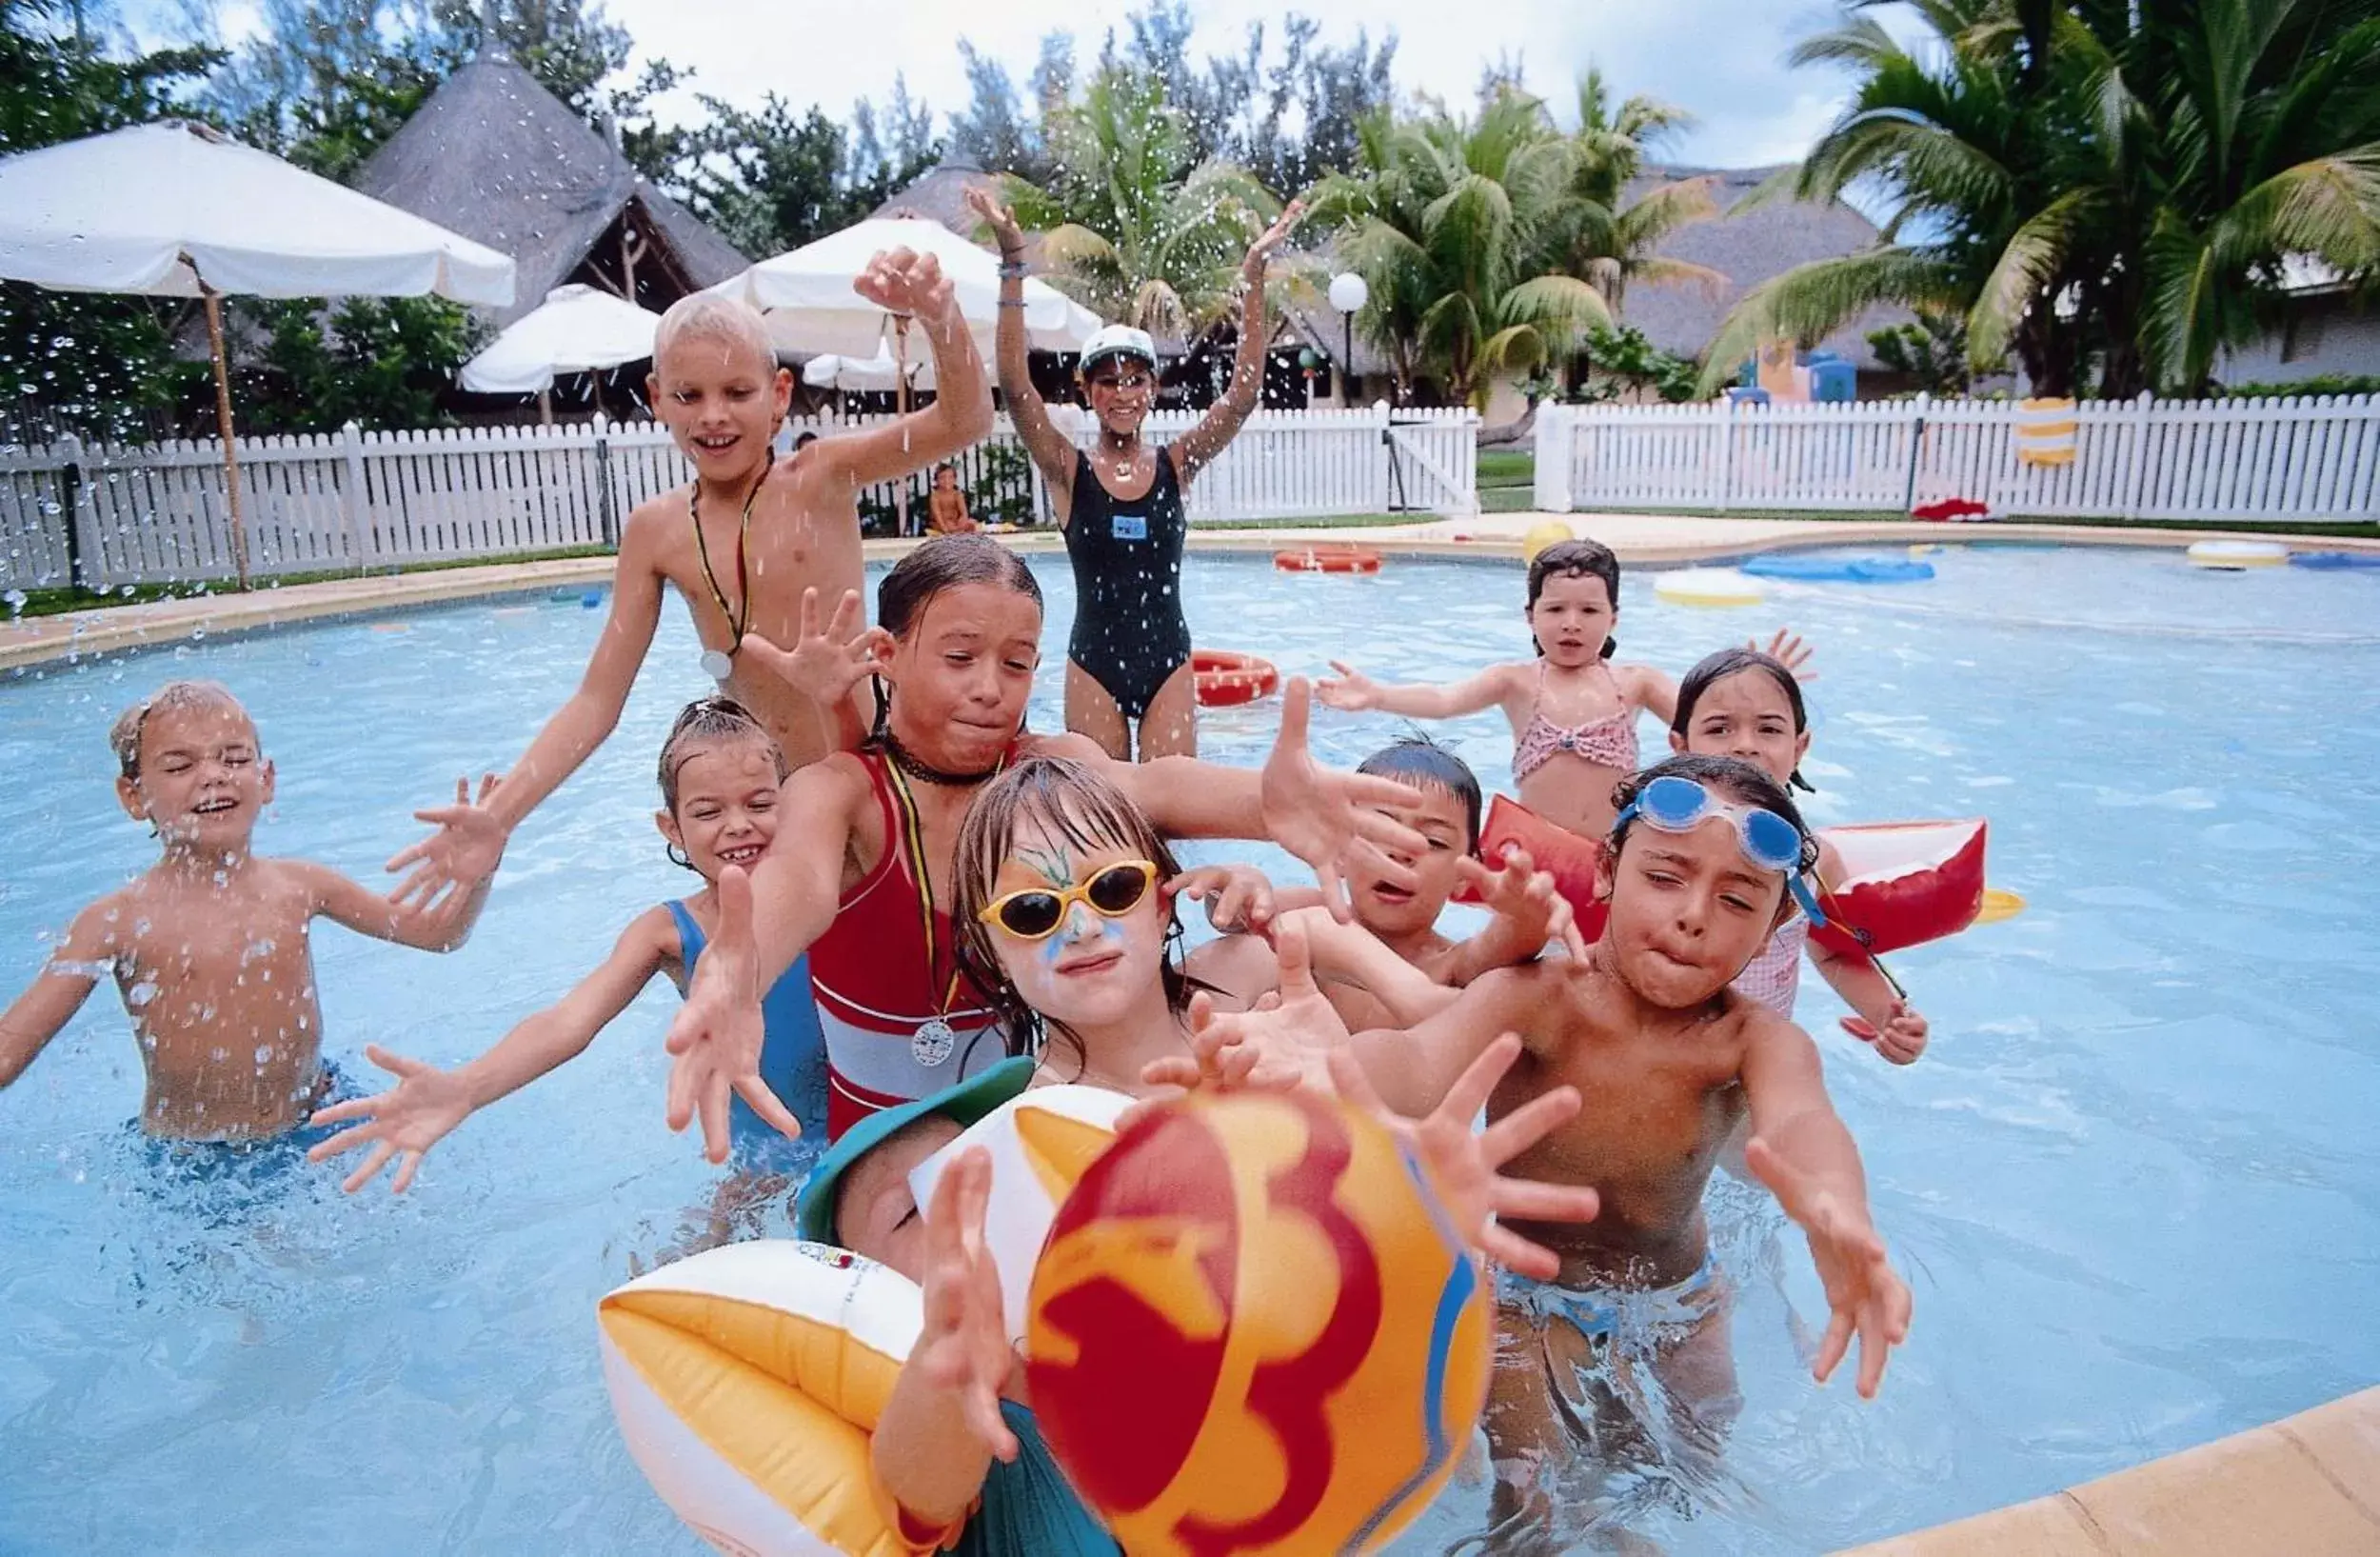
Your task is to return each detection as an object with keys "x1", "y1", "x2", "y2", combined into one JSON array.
[{"x1": 6, "y1": 517, "x2": 2374, "y2": 673}]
